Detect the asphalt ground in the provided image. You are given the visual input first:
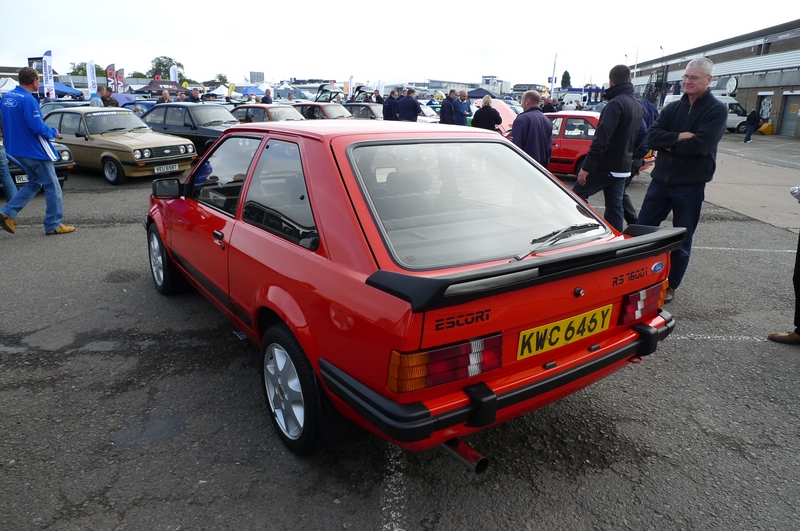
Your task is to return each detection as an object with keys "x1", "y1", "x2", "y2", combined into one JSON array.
[{"x1": 1, "y1": 130, "x2": 799, "y2": 530}]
